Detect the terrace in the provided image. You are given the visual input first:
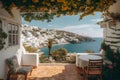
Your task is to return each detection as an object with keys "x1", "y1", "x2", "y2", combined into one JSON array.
[
  {"x1": 11, "y1": 63, "x2": 82, "y2": 80},
  {"x1": 0, "y1": 0, "x2": 120, "y2": 80}
]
